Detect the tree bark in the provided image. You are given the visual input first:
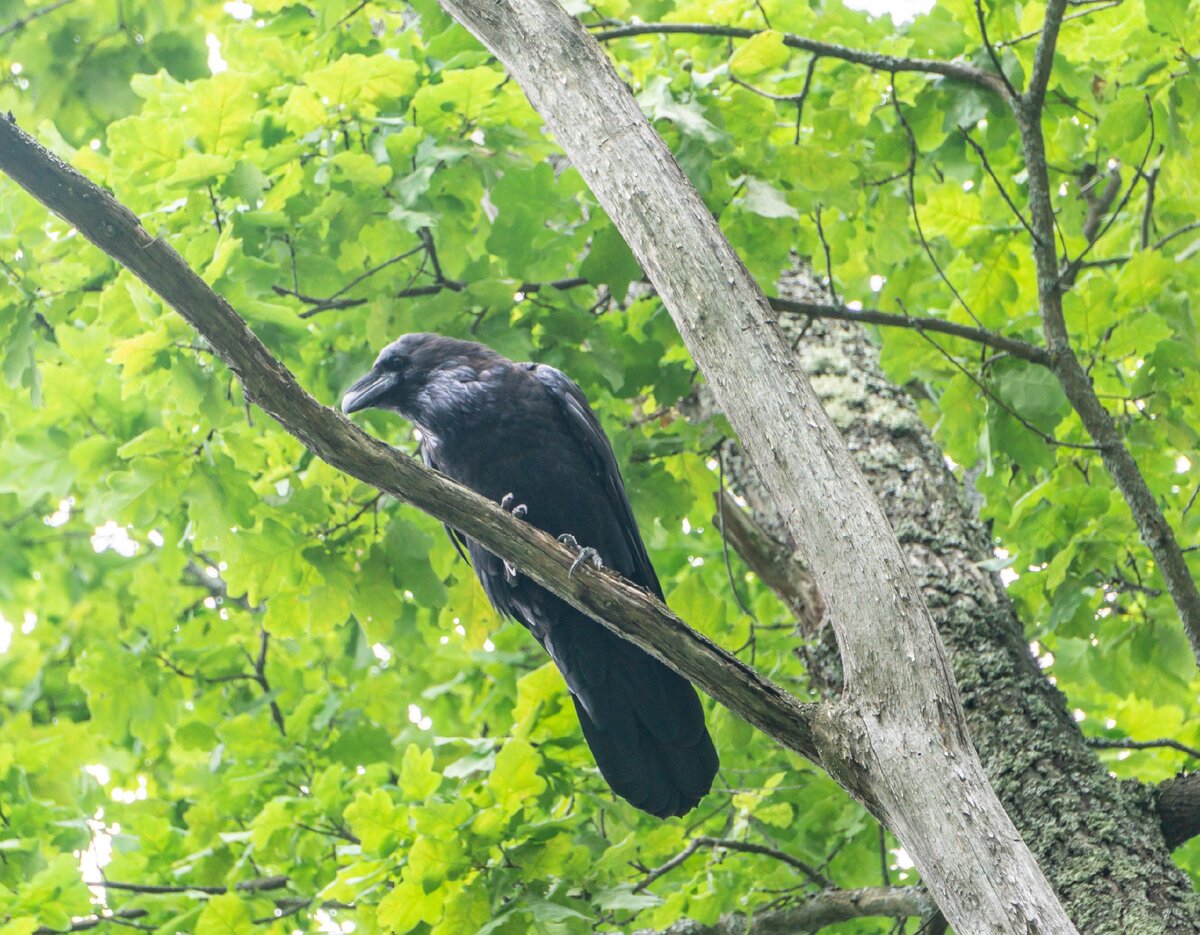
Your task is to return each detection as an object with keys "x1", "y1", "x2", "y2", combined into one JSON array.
[
  {"x1": 714, "y1": 269, "x2": 1200, "y2": 932},
  {"x1": 430, "y1": 2, "x2": 1074, "y2": 932}
]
